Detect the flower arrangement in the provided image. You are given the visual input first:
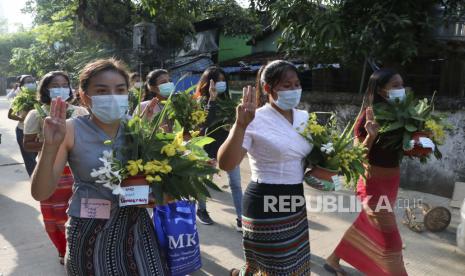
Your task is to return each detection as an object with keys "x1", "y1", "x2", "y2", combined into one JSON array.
[
  {"x1": 91, "y1": 88, "x2": 220, "y2": 207},
  {"x1": 301, "y1": 113, "x2": 367, "y2": 190},
  {"x1": 165, "y1": 90, "x2": 207, "y2": 132},
  {"x1": 373, "y1": 91, "x2": 451, "y2": 162},
  {"x1": 11, "y1": 87, "x2": 38, "y2": 115},
  {"x1": 209, "y1": 97, "x2": 240, "y2": 130}
]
